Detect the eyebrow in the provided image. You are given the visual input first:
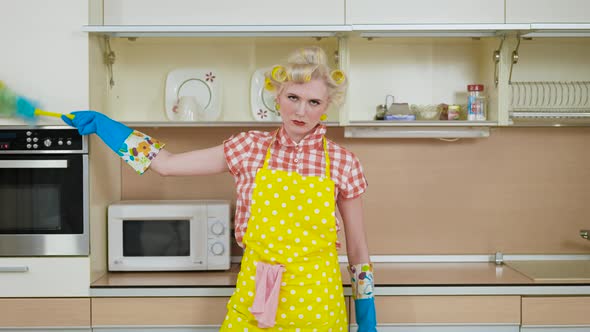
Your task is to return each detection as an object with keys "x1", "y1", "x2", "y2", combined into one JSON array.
[{"x1": 287, "y1": 93, "x2": 325, "y2": 102}]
